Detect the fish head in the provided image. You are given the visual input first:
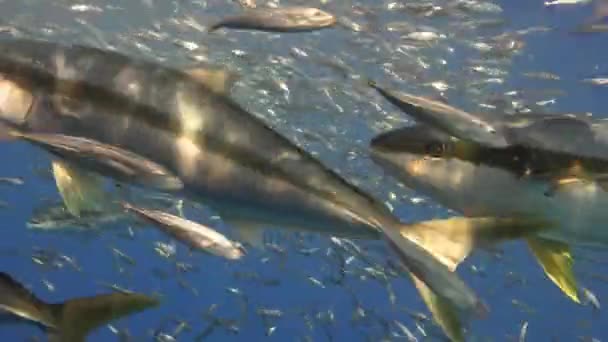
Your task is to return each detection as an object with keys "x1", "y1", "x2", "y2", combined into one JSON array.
[
  {"x1": 370, "y1": 124, "x2": 536, "y2": 216},
  {"x1": 370, "y1": 124, "x2": 463, "y2": 196},
  {"x1": 0, "y1": 77, "x2": 34, "y2": 128},
  {"x1": 295, "y1": 8, "x2": 337, "y2": 28},
  {"x1": 370, "y1": 124, "x2": 455, "y2": 158}
]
